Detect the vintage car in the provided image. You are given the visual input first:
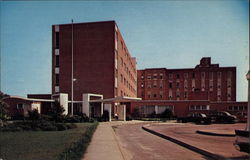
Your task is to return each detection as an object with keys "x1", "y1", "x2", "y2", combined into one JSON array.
[
  {"x1": 208, "y1": 111, "x2": 238, "y2": 123},
  {"x1": 236, "y1": 112, "x2": 247, "y2": 123},
  {"x1": 177, "y1": 113, "x2": 211, "y2": 124}
]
